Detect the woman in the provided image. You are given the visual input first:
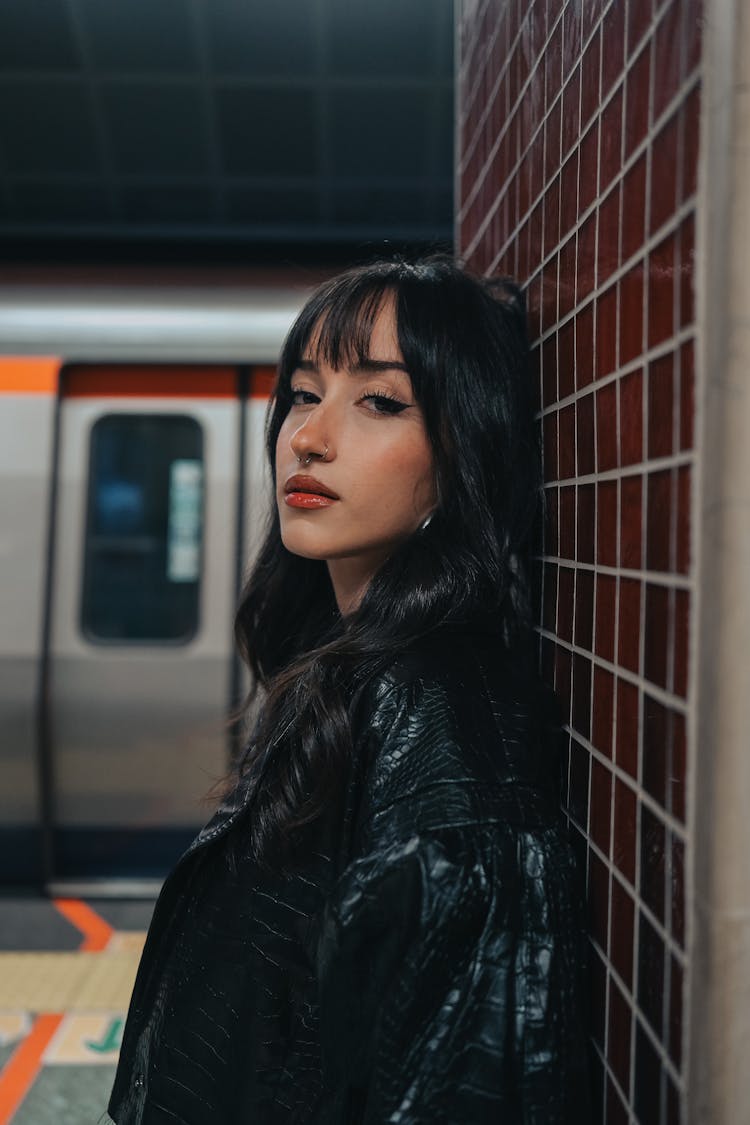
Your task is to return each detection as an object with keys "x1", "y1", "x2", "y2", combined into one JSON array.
[{"x1": 108, "y1": 257, "x2": 592, "y2": 1124}]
